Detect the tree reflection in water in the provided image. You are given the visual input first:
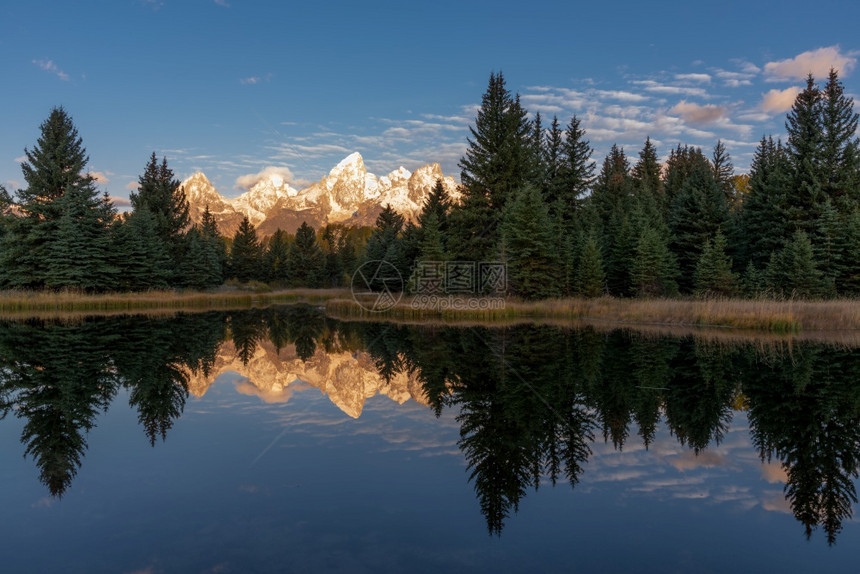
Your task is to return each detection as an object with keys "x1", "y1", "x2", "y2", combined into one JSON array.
[{"x1": 1, "y1": 306, "x2": 859, "y2": 544}]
